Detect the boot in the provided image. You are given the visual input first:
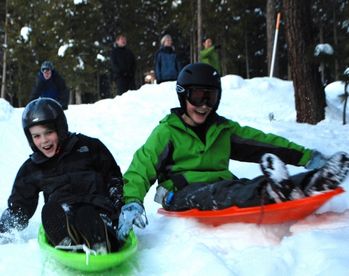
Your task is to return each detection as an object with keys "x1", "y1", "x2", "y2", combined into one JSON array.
[
  {"x1": 304, "y1": 151, "x2": 349, "y2": 195},
  {"x1": 260, "y1": 153, "x2": 304, "y2": 202}
]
